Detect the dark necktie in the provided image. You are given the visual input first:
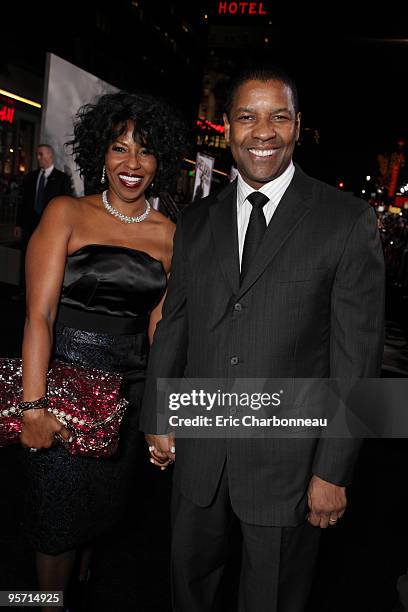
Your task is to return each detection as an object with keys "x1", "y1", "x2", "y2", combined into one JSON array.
[
  {"x1": 240, "y1": 191, "x2": 269, "y2": 282},
  {"x1": 34, "y1": 170, "x2": 46, "y2": 214}
]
